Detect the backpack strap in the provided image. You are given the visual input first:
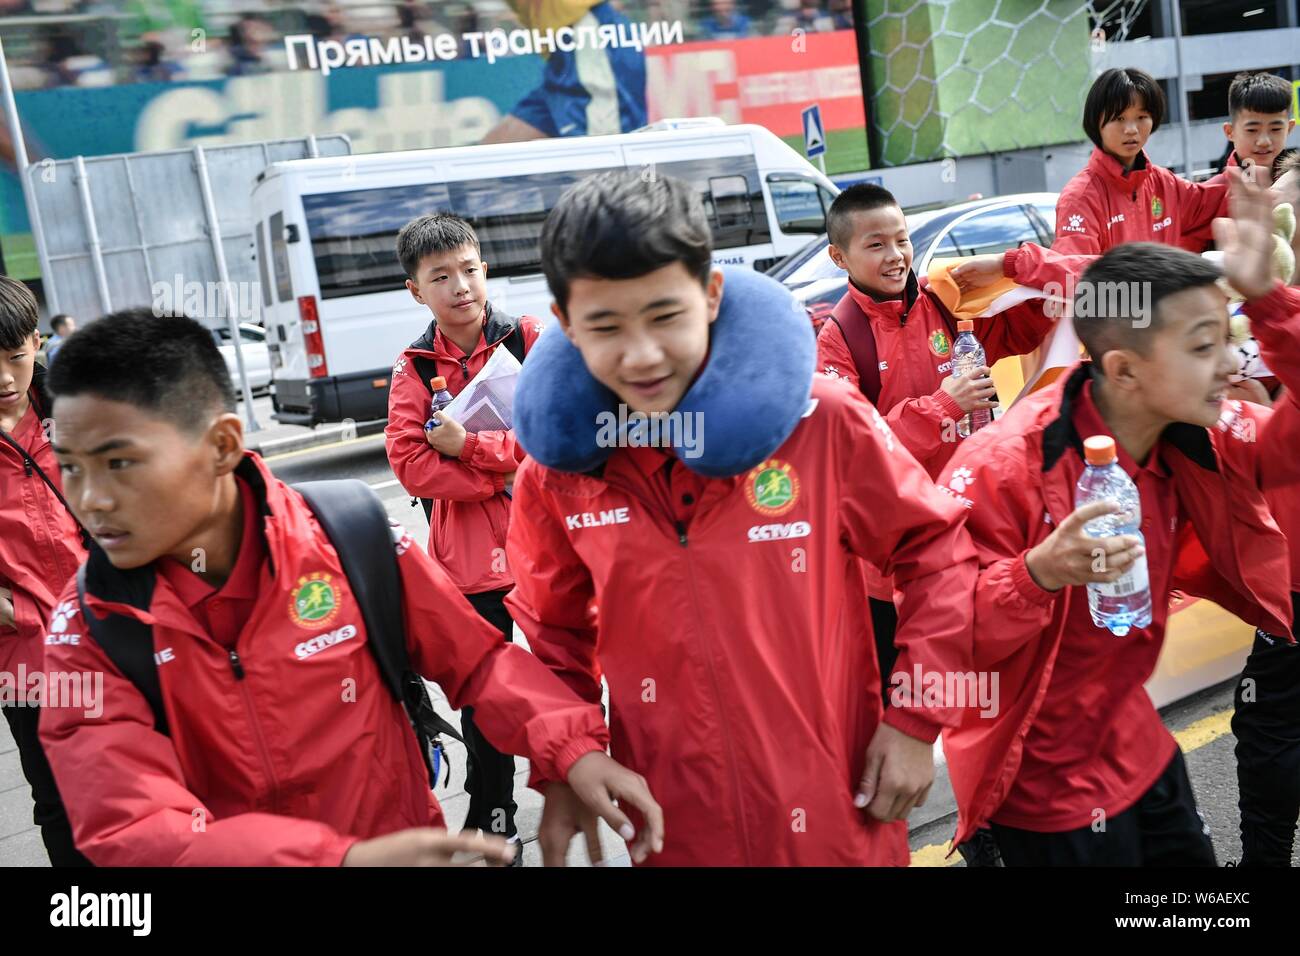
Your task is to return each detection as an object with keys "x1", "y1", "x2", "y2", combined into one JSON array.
[
  {"x1": 76, "y1": 564, "x2": 169, "y2": 735},
  {"x1": 294, "y1": 480, "x2": 463, "y2": 788},
  {"x1": 829, "y1": 292, "x2": 883, "y2": 406},
  {"x1": 917, "y1": 275, "x2": 960, "y2": 342}
]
